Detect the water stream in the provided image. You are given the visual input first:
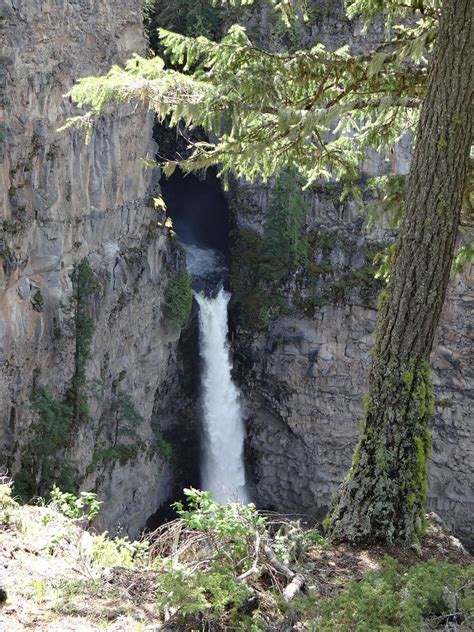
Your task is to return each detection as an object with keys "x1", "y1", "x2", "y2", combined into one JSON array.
[{"x1": 185, "y1": 245, "x2": 249, "y2": 503}]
